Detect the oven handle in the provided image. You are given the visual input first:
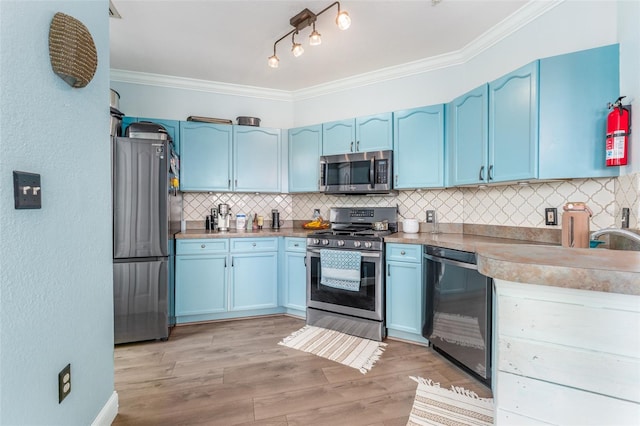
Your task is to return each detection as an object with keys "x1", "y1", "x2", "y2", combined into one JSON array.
[
  {"x1": 423, "y1": 253, "x2": 477, "y2": 270},
  {"x1": 307, "y1": 248, "x2": 381, "y2": 259}
]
